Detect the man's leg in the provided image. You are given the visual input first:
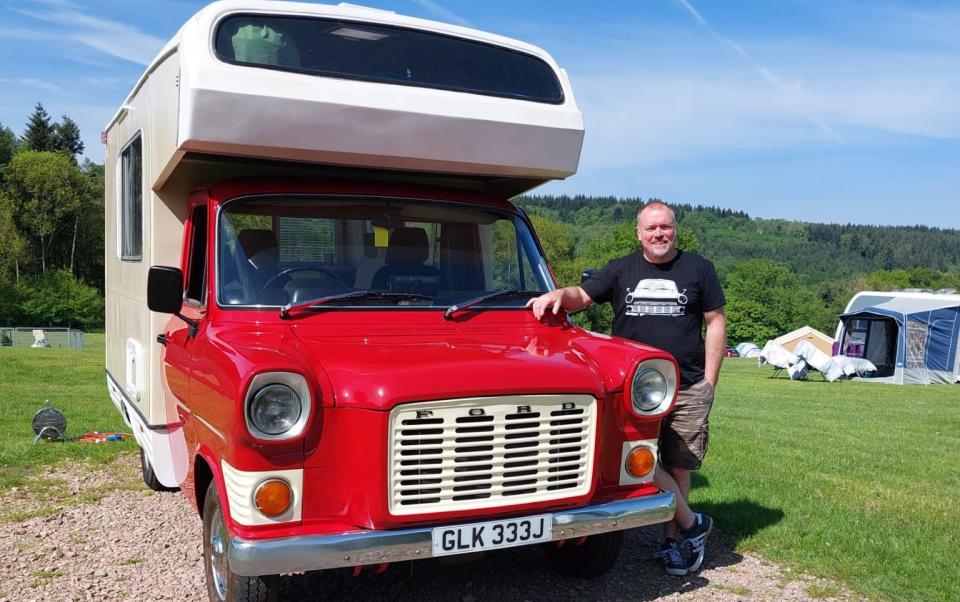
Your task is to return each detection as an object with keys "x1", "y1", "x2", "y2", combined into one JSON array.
[
  {"x1": 652, "y1": 466, "x2": 700, "y2": 576},
  {"x1": 670, "y1": 465, "x2": 691, "y2": 499},
  {"x1": 654, "y1": 466, "x2": 694, "y2": 538},
  {"x1": 655, "y1": 379, "x2": 715, "y2": 573},
  {"x1": 652, "y1": 466, "x2": 694, "y2": 576}
]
